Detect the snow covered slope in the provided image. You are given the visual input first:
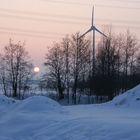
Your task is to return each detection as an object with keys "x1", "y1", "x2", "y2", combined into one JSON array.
[
  {"x1": 0, "y1": 95, "x2": 18, "y2": 111},
  {"x1": 0, "y1": 85, "x2": 140, "y2": 140},
  {"x1": 15, "y1": 96, "x2": 61, "y2": 112},
  {"x1": 111, "y1": 84, "x2": 140, "y2": 108}
]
